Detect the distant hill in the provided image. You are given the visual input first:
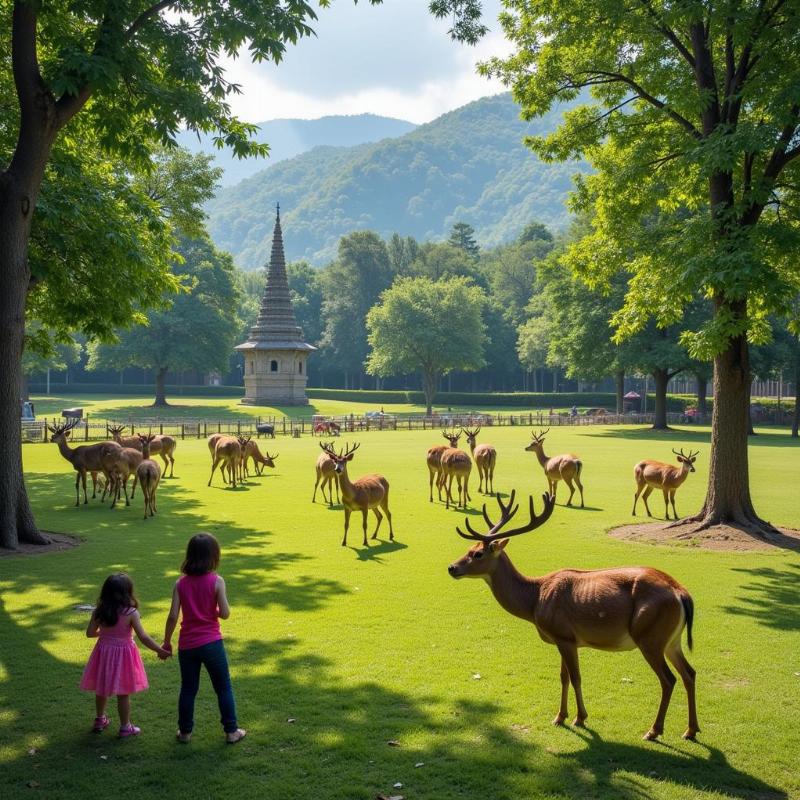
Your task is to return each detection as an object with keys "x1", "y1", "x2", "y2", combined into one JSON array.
[
  {"x1": 206, "y1": 94, "x2": 587, "y2": 268},
  {"x1": 177, "y1": 114, "x2": 417, "y2": 187}
]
